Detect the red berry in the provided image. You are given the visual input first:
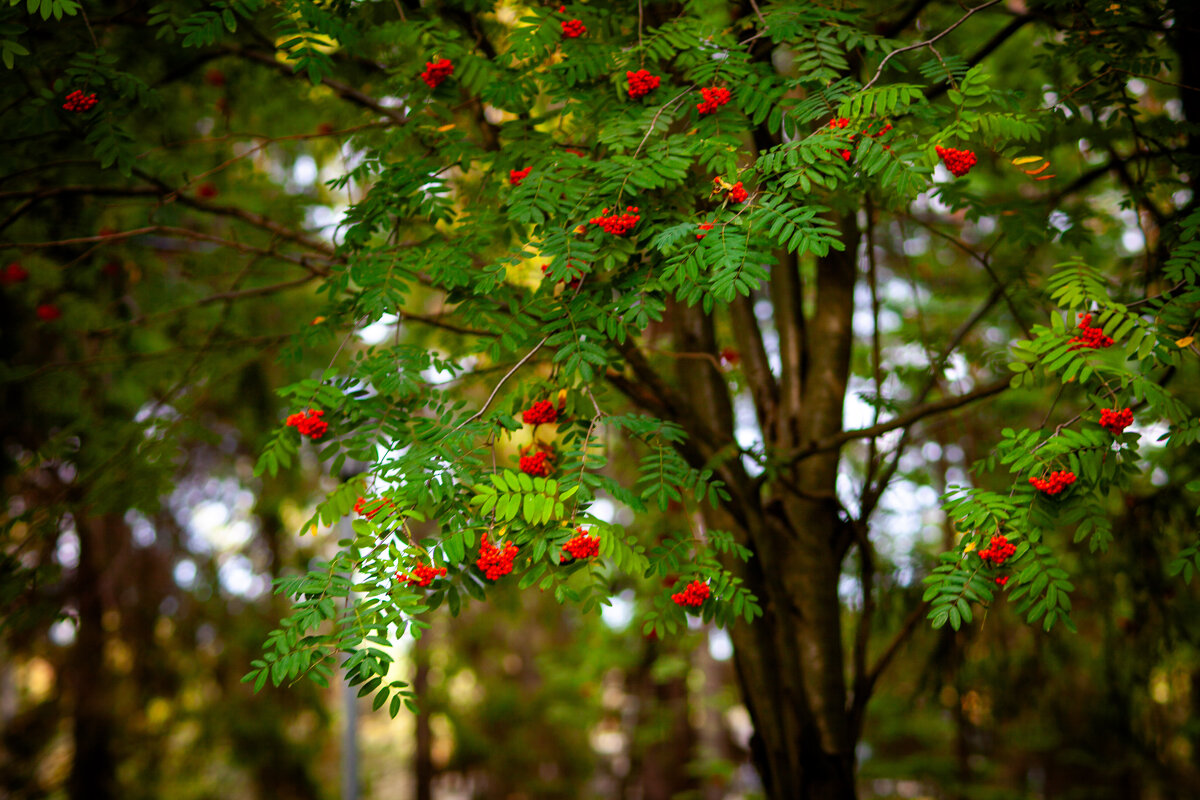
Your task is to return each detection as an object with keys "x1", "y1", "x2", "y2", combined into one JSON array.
[
  {"x1": 522, "y1": 400, "x2": 558, "y2": 426},
  {"x1": 590, "y1": 206, "x2": 640, "y2": 236},
  {"x1": 696, "y1": 86, "x2": 731, "y2": 115},
  {"x1": 1, "y1": 262, "x2": 28, "y2": 285},
  {"x1": 978, "y1": 534, "x2": 1016, "y2": 567},
  {"x1": 1099, "y1": 407, "x2": 1133, "y2": 436},
  {"x1": 476, "y1": 532, "x2": 519, "y2": 581},
  {"x1": 935, "y1": 145, "x2": 978, "y2": 178},
  {"x1": 727, "y1": 181, "x2": 749, "y2": 204},
  {"x1": 102, "y1": 261, "x2": 122, "y2": 277},
  {"x1": 62, "y1": 90, "x2": 97, "y2": 113},
  {"x1": 397, "y1": 563, "x2": 448, "y2": 587},
  {"x1": 696, "y1": 222, "x2": 715, "y2": 240},
  {"x1": 36, "y1": 304, "x2": 61, "y2": 321},
  {"x1": 421, "y1": 58, "x2": 454, "y2": 89},
  {"x1": 196, "y1": 182, "x2": 218, "y2": 199},
  {"x1": 1067, "y1": 313, "x2": 1114, "y2": 351},
  {"x1": 204, "y1": 68, "x2": 226, "y2": 87},
  {"x1": 562, "y1": 527, "x2": 600, "y2": 561},
  {"x1": 509, "y1": 166, "x2": 532, "y2": 187},
  {"x1": 1029, "y1": 470, "x2": 1077, "y2": 496},
  {"x1": 317, "y1": 122, "x2": 335, "y2": 135},
  {"x1": 625, "y1": 69, "x2": 660, "y2": 99},
  {"x1": 354, "y1": 496, "x2": 395, "y2": 520},
  {"x1": 995, "y1": 576, "x2": 1009, "y2": 586},
  {"x1": 519, "y1": 451, "x2": 552, "y2": 477},
  {"x1": 719, "y1": 347, "x2": 740, "y2": 366},
  {"x1": 285, "y1": 408, "x2": 328, "y2": 439},
  {"x1": 671, "y1": 579, "x2": 711, "y2": 608}
]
